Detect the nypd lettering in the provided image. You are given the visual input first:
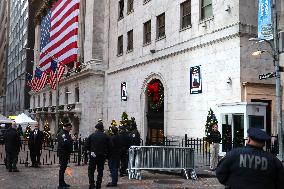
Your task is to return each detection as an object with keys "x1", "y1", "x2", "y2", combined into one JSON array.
[{"x1": 239, "y1": 154, "x2": 268, "y2": 170}]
